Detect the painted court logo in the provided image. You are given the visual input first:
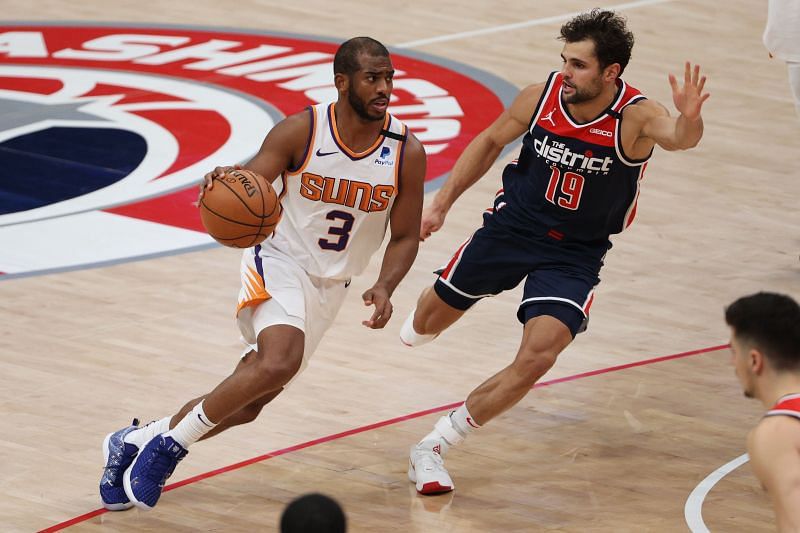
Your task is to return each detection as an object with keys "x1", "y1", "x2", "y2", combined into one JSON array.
[{"x1": 0, "y1": 24, "x2": 516, "y2": 278}]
